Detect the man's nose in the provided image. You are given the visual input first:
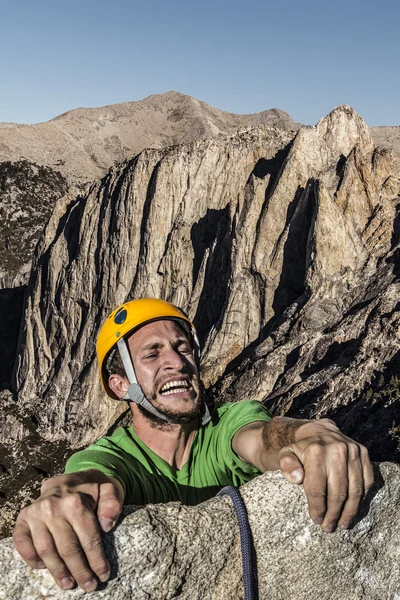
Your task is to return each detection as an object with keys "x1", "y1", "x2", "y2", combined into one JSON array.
[{"x1": 162, "y1": 348, "x2": 187, "y2": 370}]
